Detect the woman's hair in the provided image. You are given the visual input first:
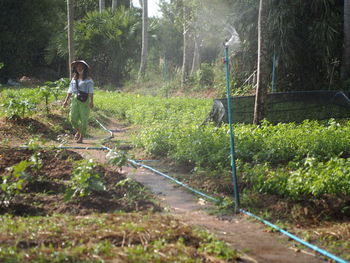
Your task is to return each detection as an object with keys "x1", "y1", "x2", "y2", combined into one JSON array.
[{"x1": 72, "y1": 63, "x2": 89, "y2": 80}]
